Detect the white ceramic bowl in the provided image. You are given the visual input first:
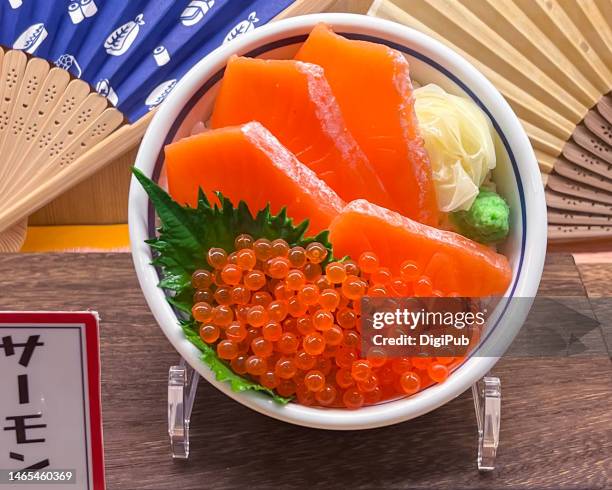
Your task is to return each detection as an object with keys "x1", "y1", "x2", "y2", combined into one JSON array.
[{"x1": 129, "y1": 13, "x2": 547, "y2": 430}]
